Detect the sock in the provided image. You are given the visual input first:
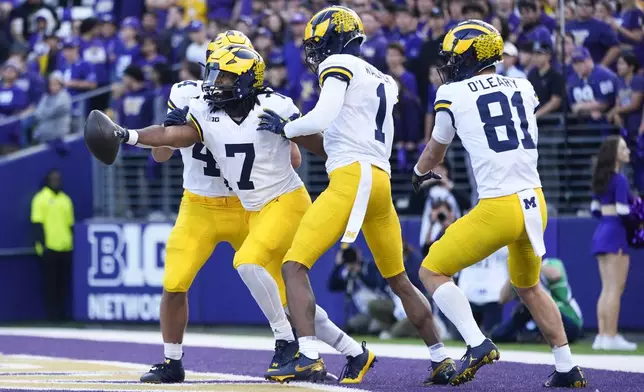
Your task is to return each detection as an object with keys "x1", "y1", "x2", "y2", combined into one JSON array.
[
  {"x1": 164, "y1": 343, "x2": 182, "y2": 360},
  {"x1": 298, "y1": 336, "x2": 320, "y2": 359},
  {"x1": 433, "y1": 281, "x2": 486, "y2": 347},
  {"x1": 237, "y1": 264, "x2": 295, "y2": 342},
  {"x1": 429, "y1": 343, "x2": 448, "y2": 363},
  {"x1": 553, "y1": 344, "x2": 574, "y2": 373},
  {"x1": 310, "y1": 304, "x2": 363, "y2": 357}
]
